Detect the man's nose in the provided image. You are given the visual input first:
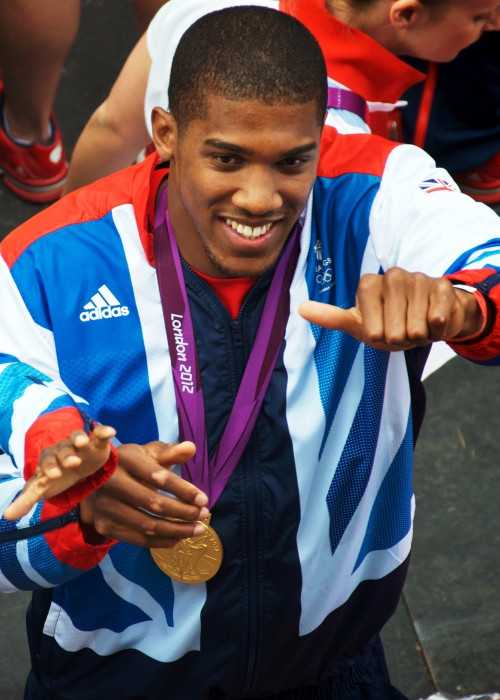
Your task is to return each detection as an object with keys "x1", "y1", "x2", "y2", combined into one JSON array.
[{"x1": 232, "y1": 168, "x2": 283, "y2": 215}]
